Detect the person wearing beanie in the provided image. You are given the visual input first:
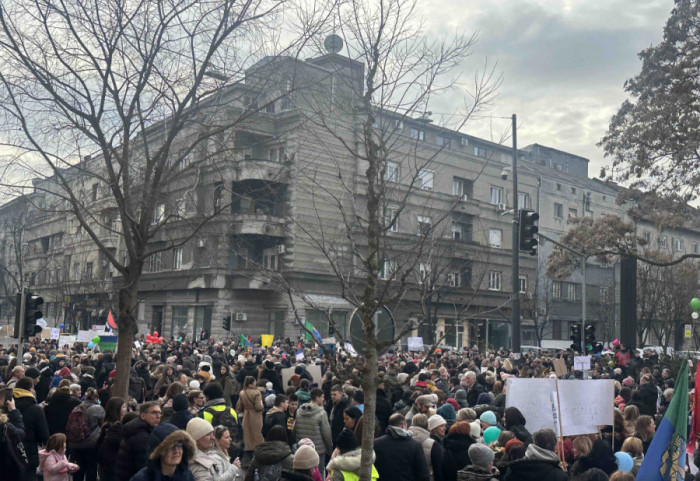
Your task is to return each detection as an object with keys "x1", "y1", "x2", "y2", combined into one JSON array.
[
  {"x1": 326, "y1": 428, "x2": 378, "y2": 481},
  {"x1": 44, "y1": 382, "x2": 81, "y2": 435},
  {"x1": 428, "y1": 414, "x2": 447, "y2": 442},
  {"x1": 25, "y1": 366, "x2": 41, "y2": 381},
  {"x1": 479, "y1": 411, "x2": 498, "y2": 431},
  {"x1": 188, "y1": 417, "x2": 243, "y2": 481},
  {"x1": 436, "y1": 404, "x2": 456, "y2": 431},
  {"x1": 199, "y1": 382, "x2": 240, "y2": 459},
  {"x1": 456, "y1": 444, "x2": 499, "y2": 481},
  {"x1": 170, "y1": 394, "x2": 194, "y2": 430},
  {"x1": 280, "y1": 445, "x2": 319, "y2": 481},
  {"x1": 131, "y1": 430, "x2": 197, "y2": 481},
  {"x1": 14, "y1": 375, "x2": 50, "y2": 479},
  {"x1": 408, "y1": 413, "x2": 444, "y2": 481},
  {"x1": 259, "y1": 359, "x2": 283, "y2": 394},
  {"x1": 292, "y1": 387, "x2": 332, "y2": 476},
  {"x1": 68, "y1": 391, "x2": 104, "y2": 481}
]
